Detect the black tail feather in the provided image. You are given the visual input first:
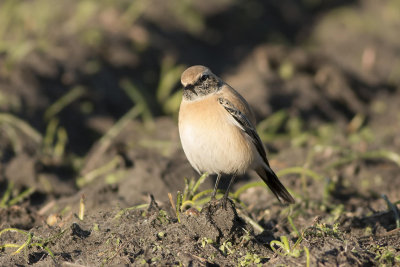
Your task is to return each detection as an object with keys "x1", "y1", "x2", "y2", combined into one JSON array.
[{"x1": 256, "y1": 167, "x2": 295, "y2": 204}]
